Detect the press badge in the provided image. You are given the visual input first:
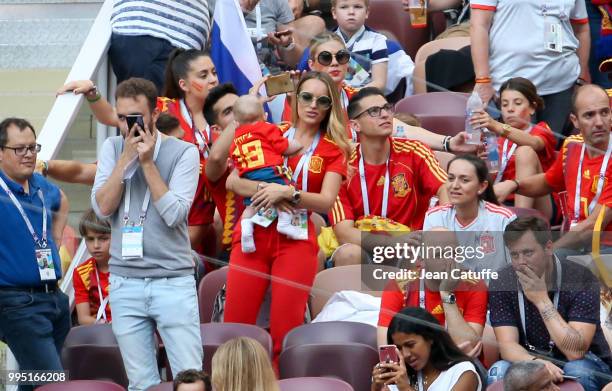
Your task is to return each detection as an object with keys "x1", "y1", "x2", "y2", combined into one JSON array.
[
  {"x1": 545, "y1": 23, "x2": 562, "y2": 53},
  {"x1": 353, "y1": 69, "x2": 369, "y2": 85},
  {"x1": 252, "y1": 207, "x2": 278, "y2": 228},
  {"x1": 291, "y1": 209, "x2": 309, "y2": 240},
  {"x1": 35, "y1": 248, "x2": 56, "y2": 281},
  {"x1": 122, "y1": 225, "x2": 144, "y2": 259}
]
